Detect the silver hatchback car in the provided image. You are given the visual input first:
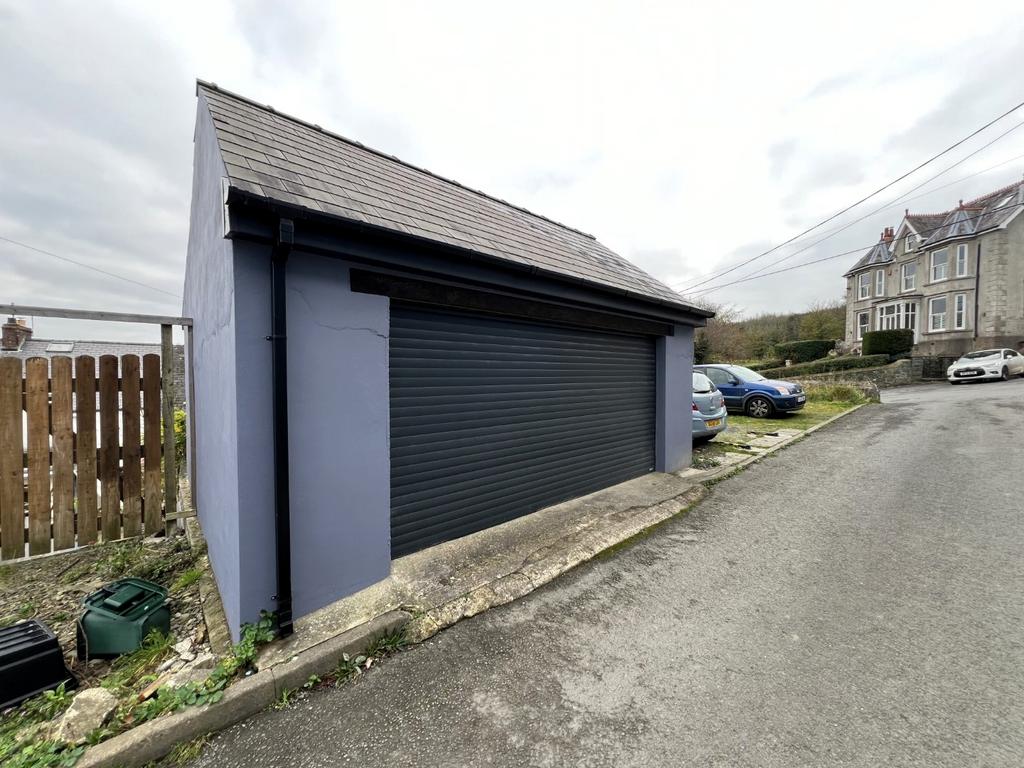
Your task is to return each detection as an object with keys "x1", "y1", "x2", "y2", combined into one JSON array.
[{"x1": 692, "y1": 371, "x2": 727, "y2": 442}]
